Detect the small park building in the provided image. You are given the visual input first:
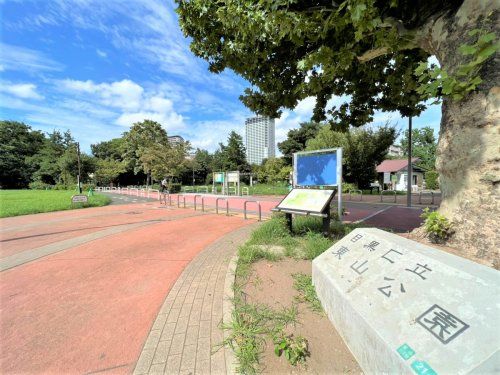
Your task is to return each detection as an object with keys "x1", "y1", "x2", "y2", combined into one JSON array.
[{"x1": 376, "y1": 158, "x2": 425, "y2": 191}]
